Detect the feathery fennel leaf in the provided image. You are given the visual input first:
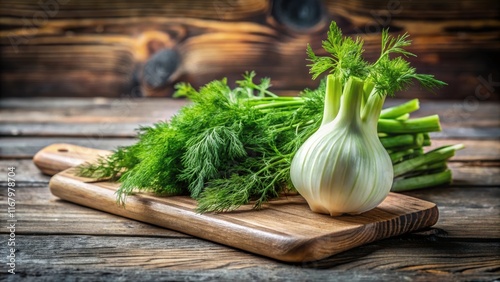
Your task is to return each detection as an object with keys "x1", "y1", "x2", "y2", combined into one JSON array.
[{"x1": 307, "y1": 22, "x2": 446, "y2": 96}]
